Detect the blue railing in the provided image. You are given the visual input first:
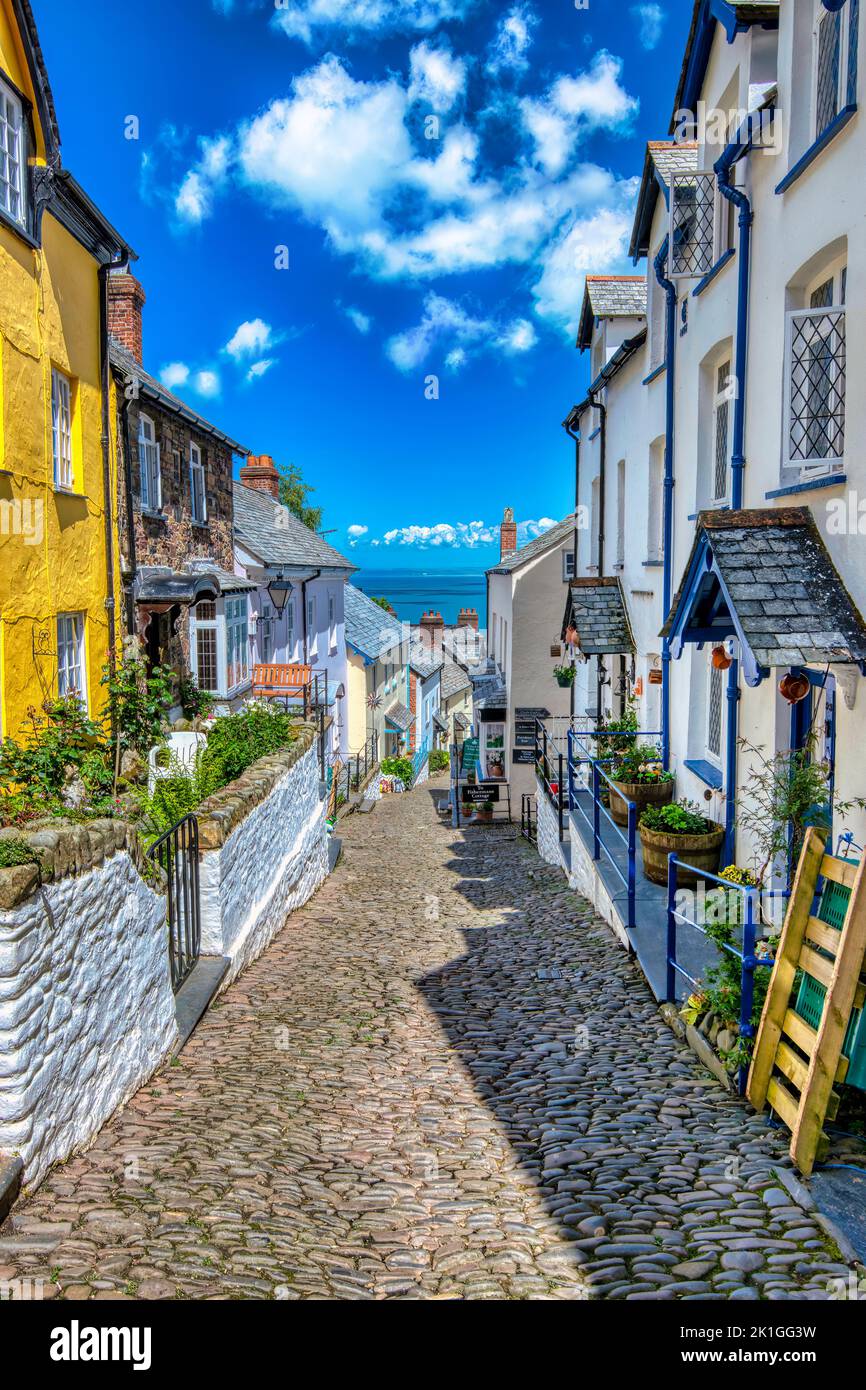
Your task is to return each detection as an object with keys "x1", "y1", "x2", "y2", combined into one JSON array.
[
  {"x1": 565, "y1": 725, "x2": 664, "y2": 930},
  {"x1": 411, "y1": 739, "x2": 429, "y2": 786},
  {"x1": 665, "y1": 856, "x2": 788, "y2": 1095}
]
